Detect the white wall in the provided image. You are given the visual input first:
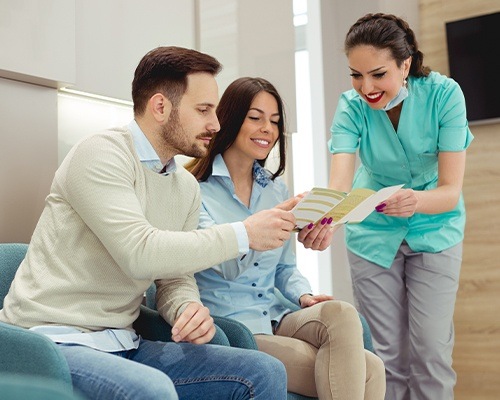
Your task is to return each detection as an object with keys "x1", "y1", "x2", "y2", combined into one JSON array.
[
  {"x1": 74, "y1": 0, "x2": 195, "y2": 101},
  {"x1": 0, "y1": 78, "x2": 58, "y2": 242},
  {"x1": 0, "y1": 0, "x2": 195, "y2": 242},
  {"x1": 0, "y1": 0, "x2": 76, "y2": 88}
]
